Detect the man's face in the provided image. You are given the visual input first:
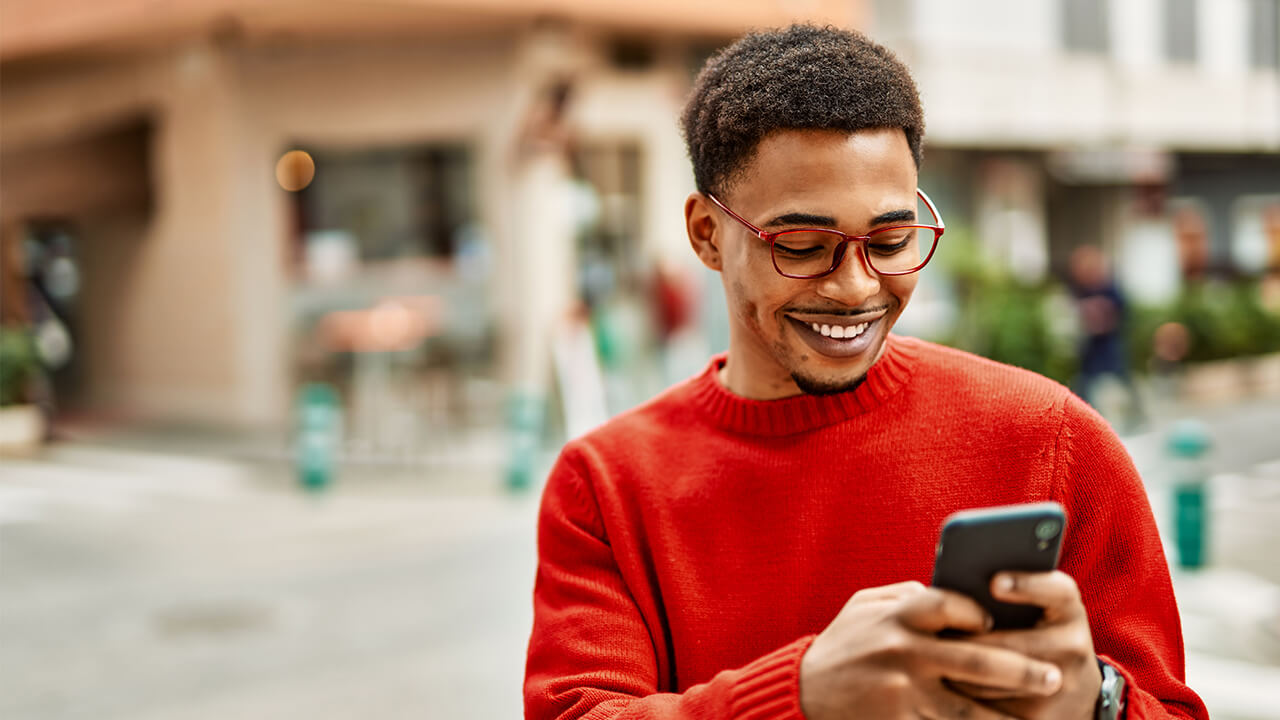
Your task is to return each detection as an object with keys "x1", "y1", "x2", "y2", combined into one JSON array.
[{"x1": 686, "y1": 127, "x2": 920, "y2": 399}]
